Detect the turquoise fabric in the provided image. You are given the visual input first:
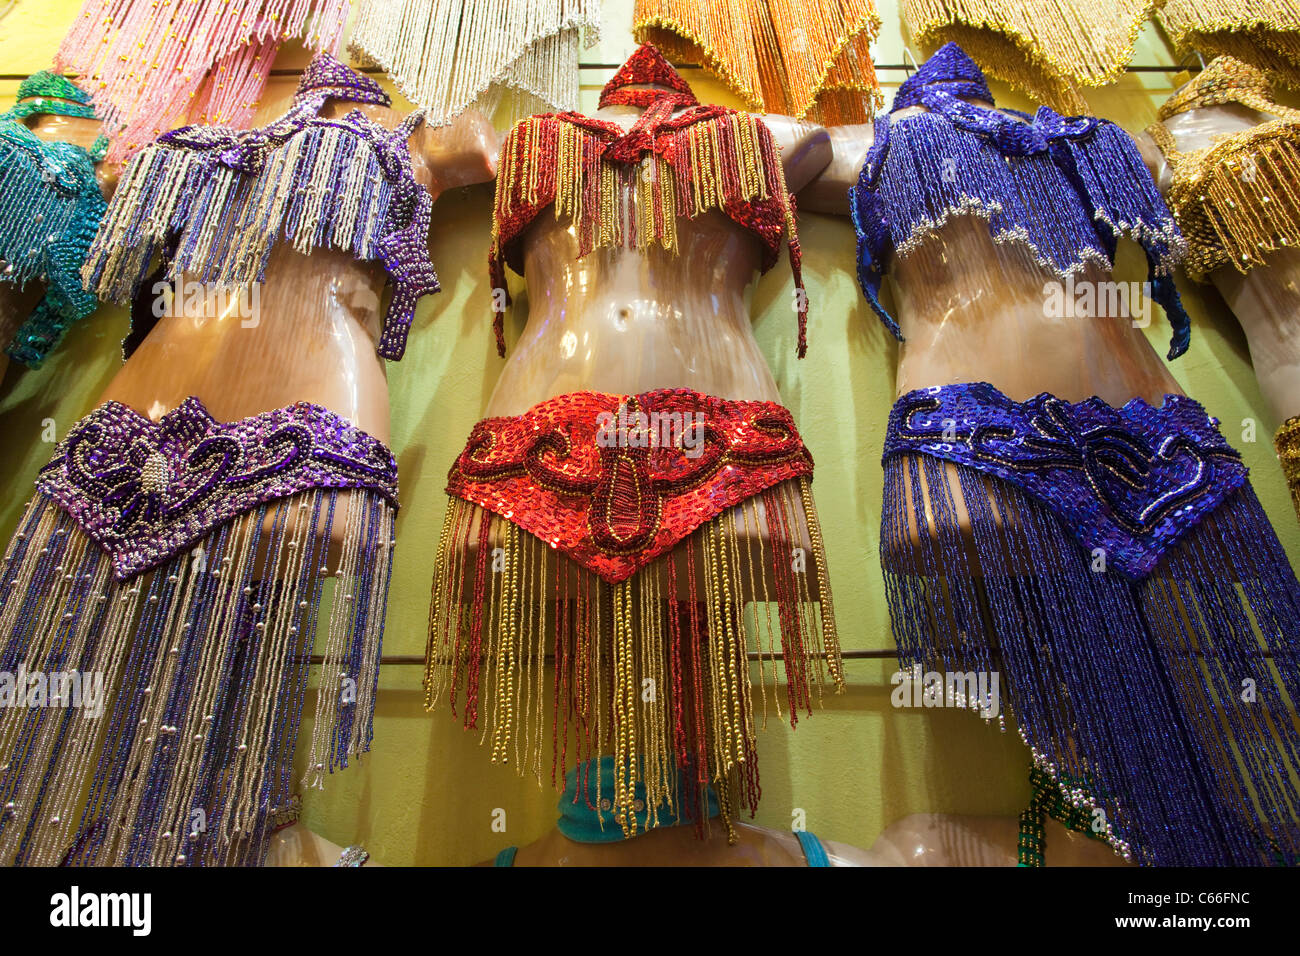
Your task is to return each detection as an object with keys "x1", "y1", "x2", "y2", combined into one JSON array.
[
  {"x1": 795, "y1": 830, "x2": 829, "y2": 867},
  {"x1": 556, "y1": 756, "x2": 721, "y2": 843},
  {"x1": 494, "y1": 846, "x2": 518, "y2": 867}
]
